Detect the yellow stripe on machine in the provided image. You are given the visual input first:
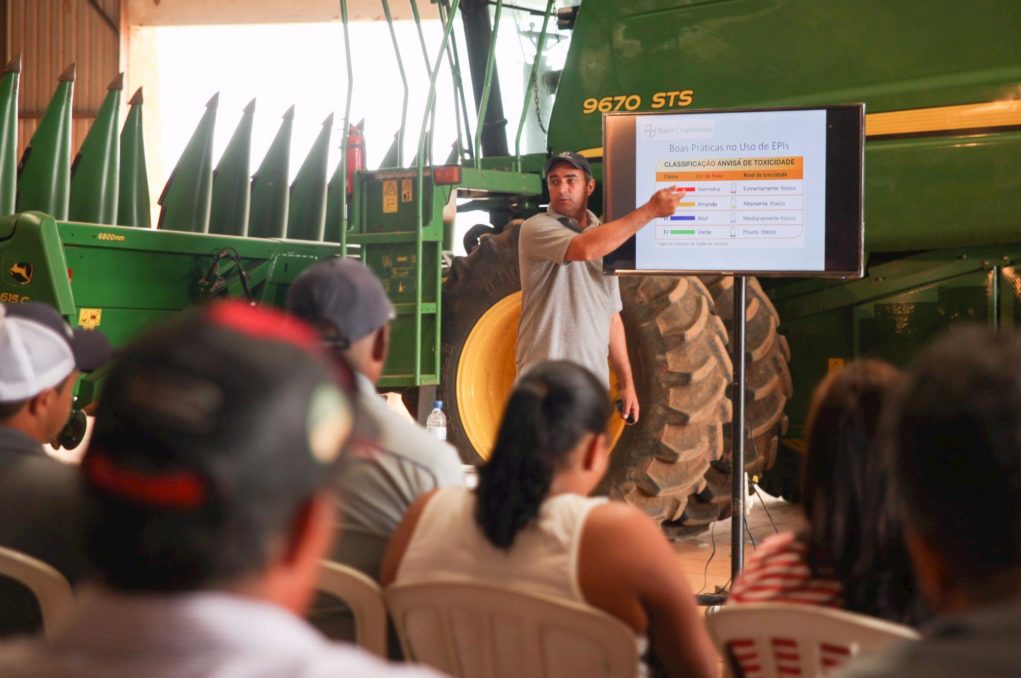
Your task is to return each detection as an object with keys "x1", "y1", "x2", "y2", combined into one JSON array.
[{"x1": 575, "y1": 99, "x2": 1021, "y2": 159}]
